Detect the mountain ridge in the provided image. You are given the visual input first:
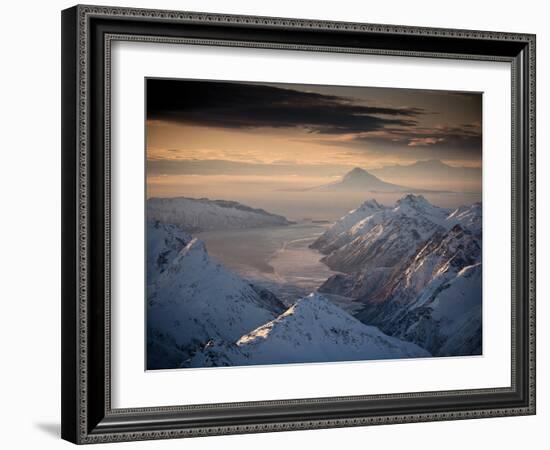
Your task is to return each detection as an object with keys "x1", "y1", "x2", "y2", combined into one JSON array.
[
  {"x1": 146, "y1": 222, "x2": 286, "y2": 369},
  {"x1": 313, "y1": 194, "x2": 482, "y2": 357},
  {"x1": 183, "y1": 293, "x2": 430, "y2": 368},
  {"x1": 147, "y1": 196, "x2": 293, "y2": 233}
]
